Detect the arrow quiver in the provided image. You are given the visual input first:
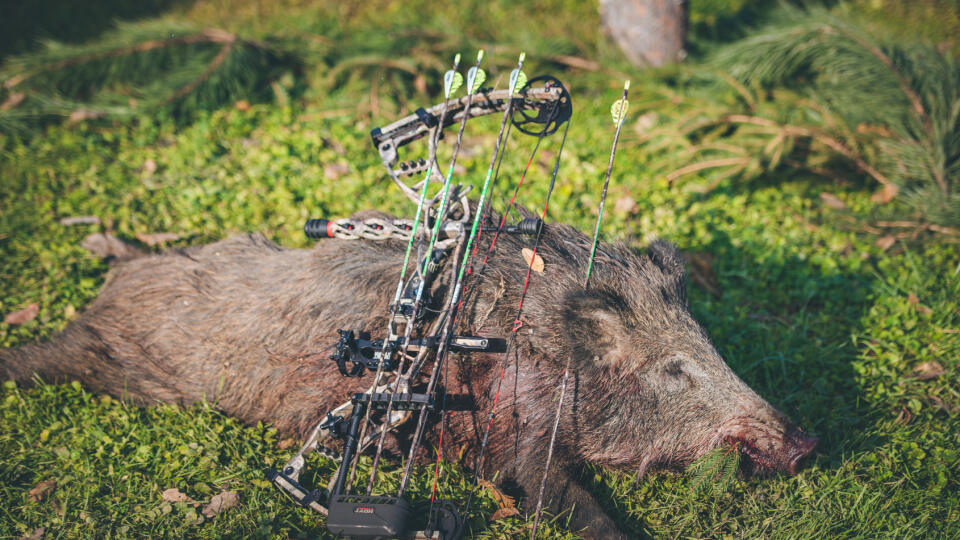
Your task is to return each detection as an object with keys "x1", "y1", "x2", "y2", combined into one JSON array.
[{"x1": 267, "y1": 58, "x2": 571, "y2": 539}]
